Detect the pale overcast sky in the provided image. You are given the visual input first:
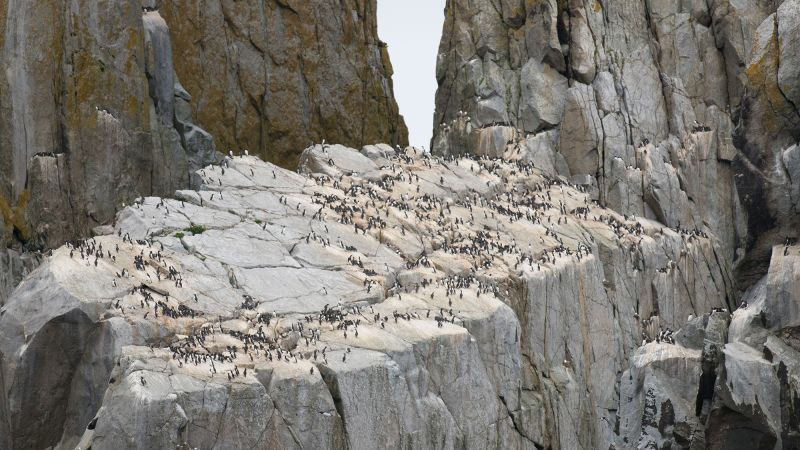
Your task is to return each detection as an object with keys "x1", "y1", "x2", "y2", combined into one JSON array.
[{"x1": 377, "y1": 0, "x2": 446, "y2": 148}]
